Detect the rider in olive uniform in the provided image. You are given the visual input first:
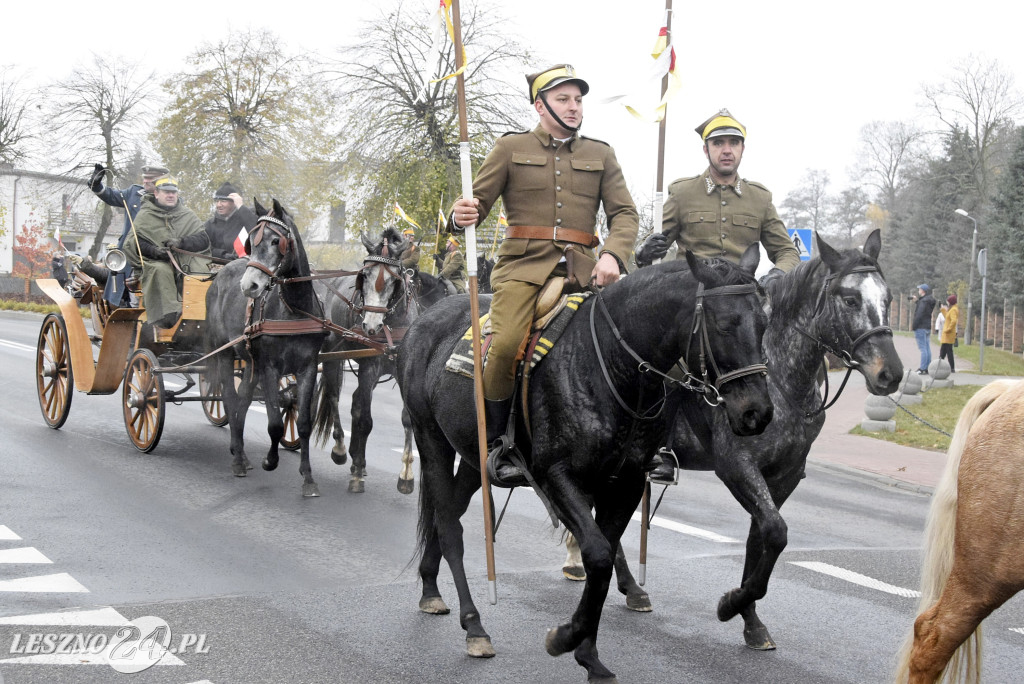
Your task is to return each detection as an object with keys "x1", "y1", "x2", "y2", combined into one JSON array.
[{"x1": 450, "y1": 64, "x2": 639, "y2": 485}]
